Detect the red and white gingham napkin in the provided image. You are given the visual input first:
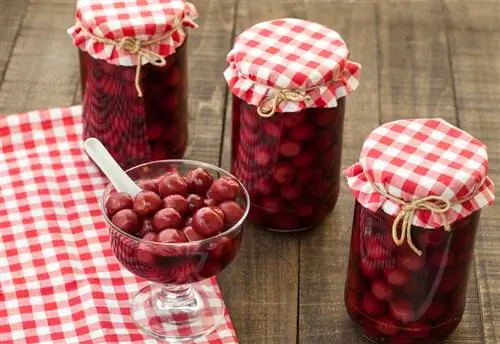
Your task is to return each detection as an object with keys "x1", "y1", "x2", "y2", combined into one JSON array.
[
  {"x1": 224, "y1": 18, "x2": 361, "y2": 113},
  {"x1": 0, "y1": 106, "x2": 238, "y2": 344},
  {"x1": 344, "y1": 118, "x2": 495, "y2": 229},
  {"x1": 68, "y1": 0, "x2": 198, "y2": 66}
]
